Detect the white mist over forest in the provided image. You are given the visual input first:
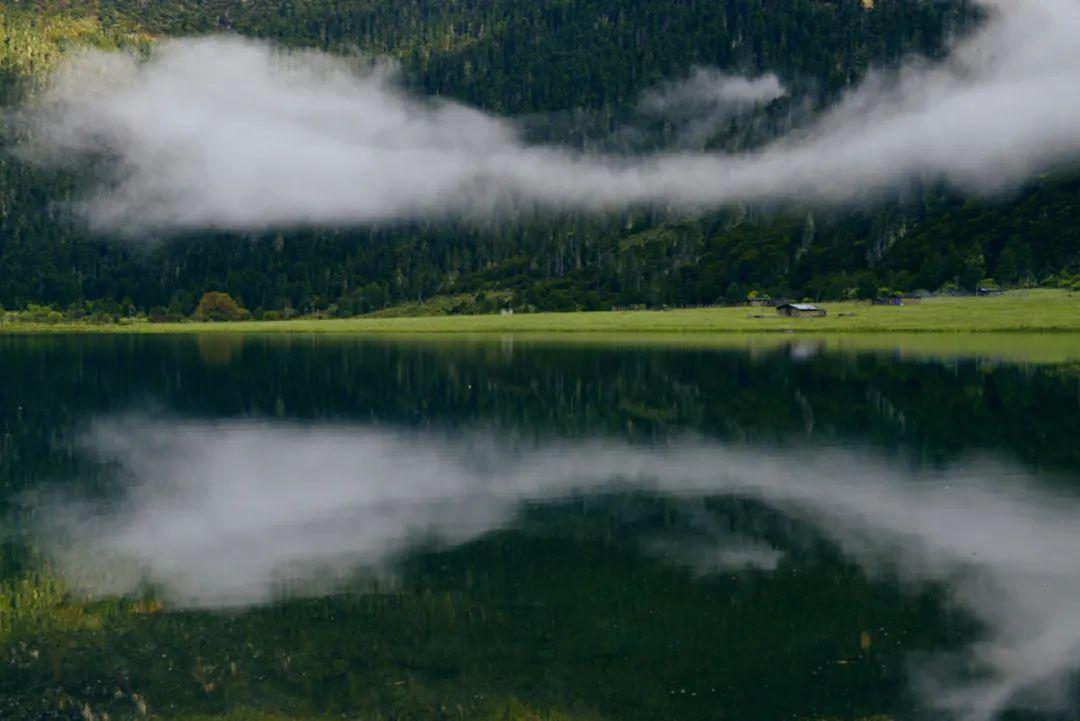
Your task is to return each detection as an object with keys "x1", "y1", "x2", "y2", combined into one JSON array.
[{"x1": 19, "y1": 0, "x2": 1080, "y2": 233}]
